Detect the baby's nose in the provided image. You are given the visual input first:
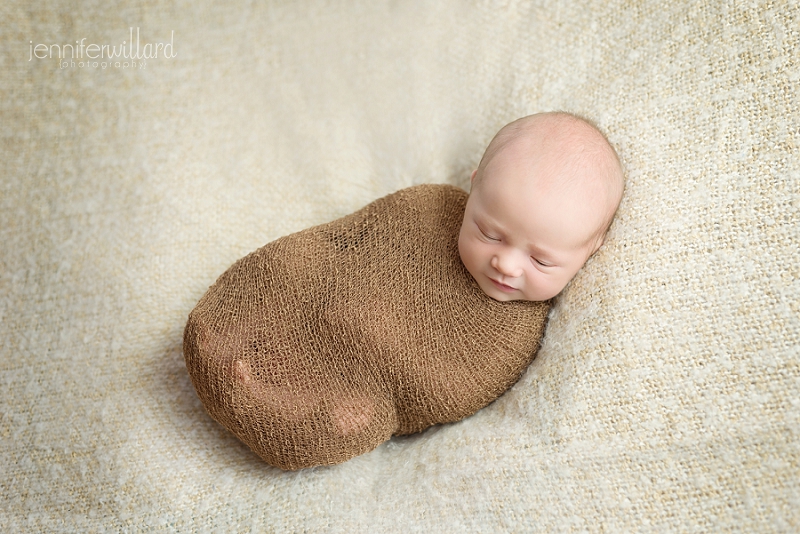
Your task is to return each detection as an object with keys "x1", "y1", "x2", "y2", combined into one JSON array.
[{"x1": 491, "y1": 252, "x2": 523, "y2": 278}]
